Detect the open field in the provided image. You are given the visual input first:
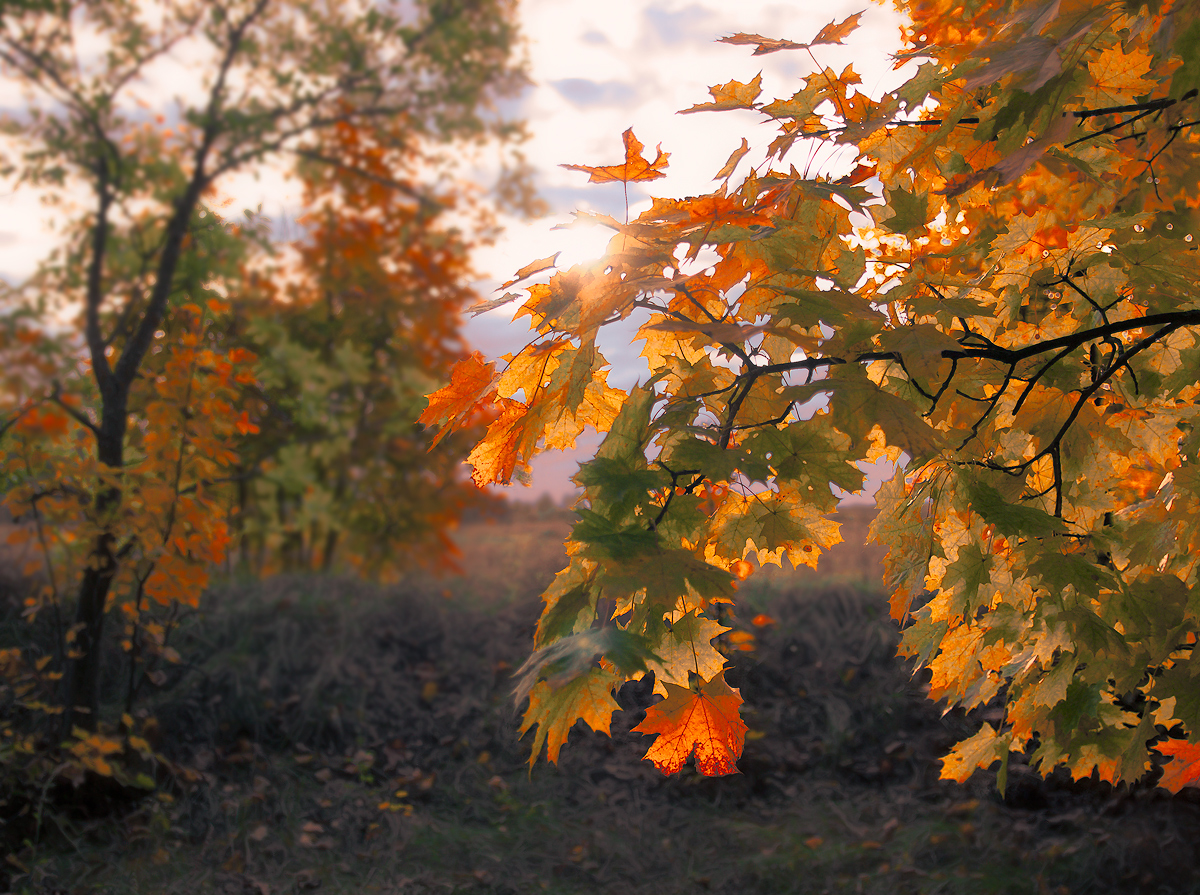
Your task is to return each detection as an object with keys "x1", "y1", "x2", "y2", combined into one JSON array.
[{"x1": 3, "y1": 506, "x2": 1200, "y2": 894}]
